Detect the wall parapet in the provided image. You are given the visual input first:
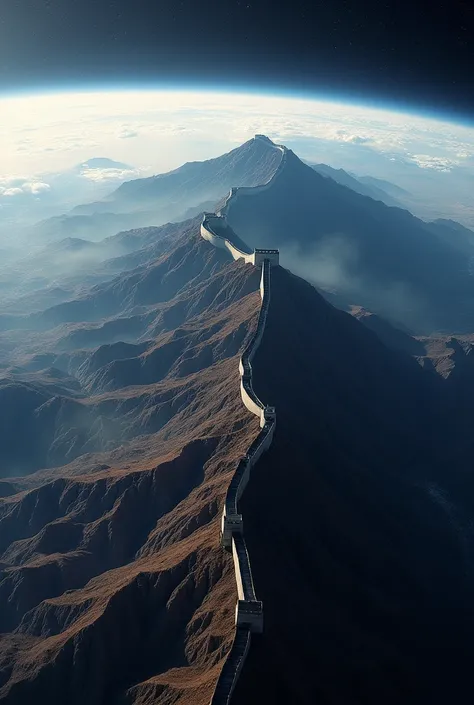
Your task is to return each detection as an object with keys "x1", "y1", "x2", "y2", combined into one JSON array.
[
  {"x1": 202, "y1": 139, "x2": 280, "y2": 705},
  {"x1": 209, "y1": 626, "x2": 251, "y2": 705},
  {"x1": 217, "y1": 141, "x2": 286, "y2": 220},
  {"x1": 201, "y1": 214, "x2": 256, "y2": 264}
]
